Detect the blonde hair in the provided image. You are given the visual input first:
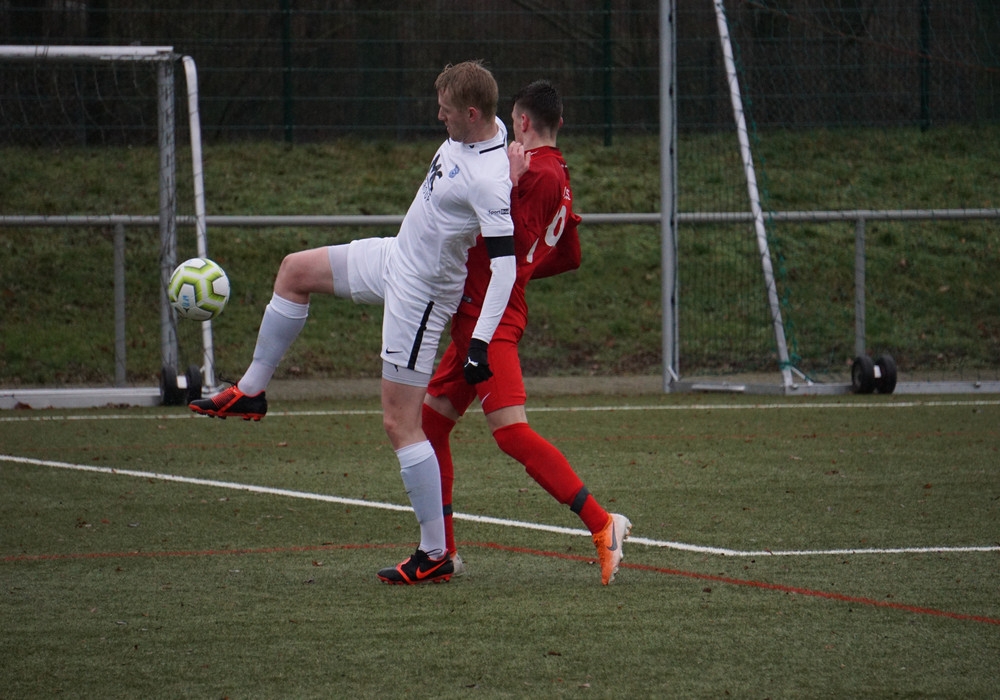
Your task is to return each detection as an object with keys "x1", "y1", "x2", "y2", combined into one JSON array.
[{"x1": 434, "y1": 60, "x2": 498, "y2": 121}]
